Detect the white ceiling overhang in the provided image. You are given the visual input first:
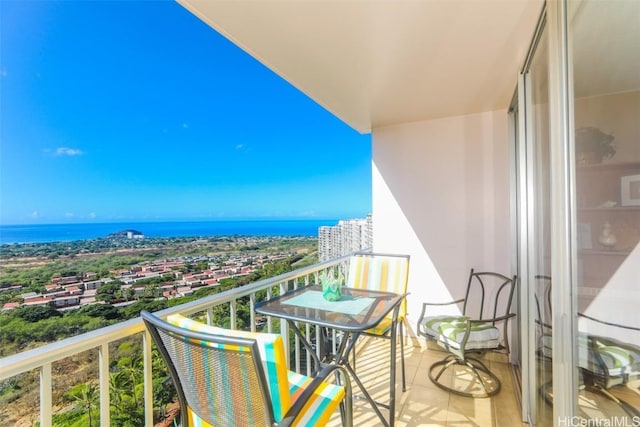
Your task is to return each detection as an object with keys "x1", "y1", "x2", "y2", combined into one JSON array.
[{"x1": 177, "y1": 0, "x2": 544, "y2": 134}]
